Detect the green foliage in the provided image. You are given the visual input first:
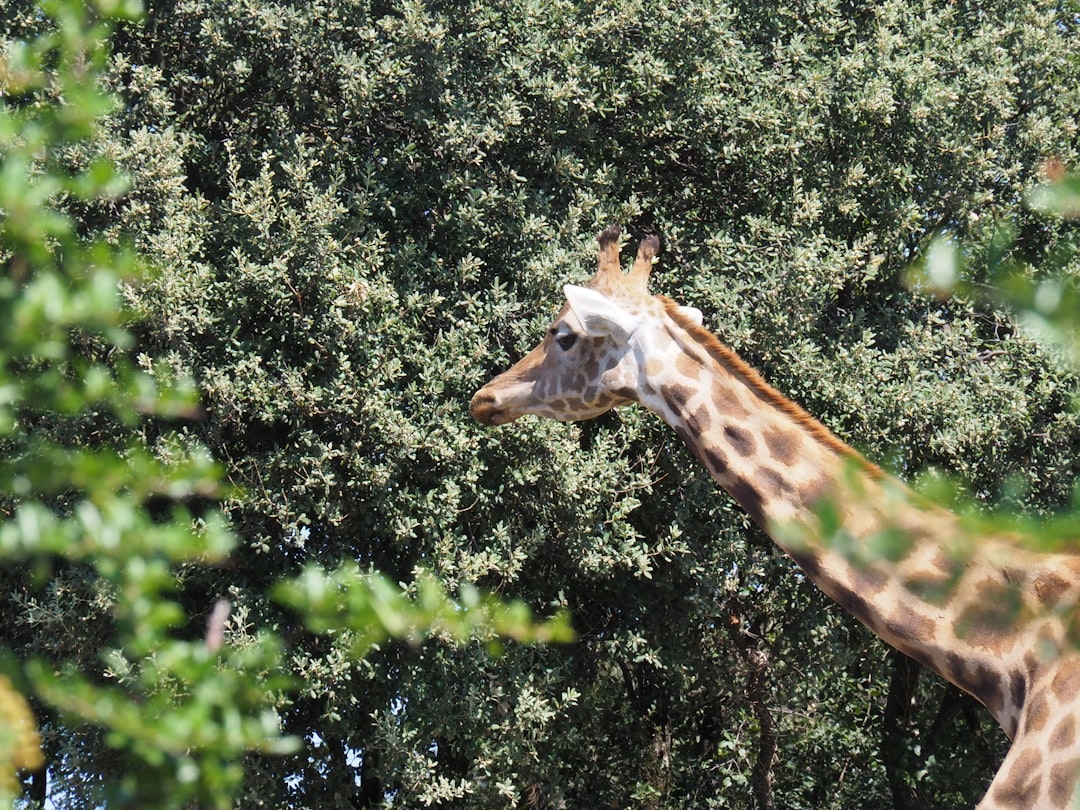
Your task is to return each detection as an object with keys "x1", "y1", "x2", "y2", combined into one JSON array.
[
  {"x1": 900, "y1": 169, "x2": 1080, "y2": 543},
  {"x1": 276, "y1": 565, "x2": 573, "y2": 656},
  {"x1": 3, "y1": 0, "x2": 1078, "y2": 806},
  {"x1": 0, "y1": 2, "x2": 293, "y2": 805},
  {"x1": 2, "y1": 2, "x2": 568, "y2": 808}
]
